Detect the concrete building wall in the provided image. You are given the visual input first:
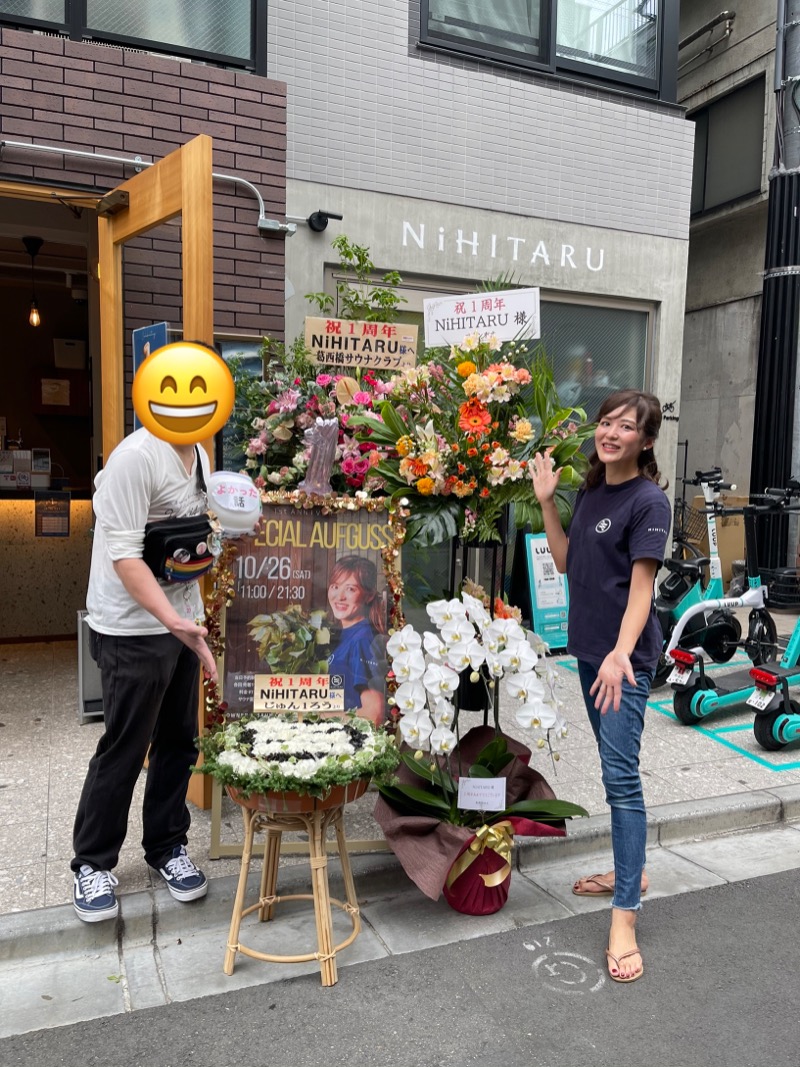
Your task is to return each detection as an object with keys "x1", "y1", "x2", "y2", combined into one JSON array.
[{"x1": 677, "y1": 3, "x2": 774, "y2": 487}]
